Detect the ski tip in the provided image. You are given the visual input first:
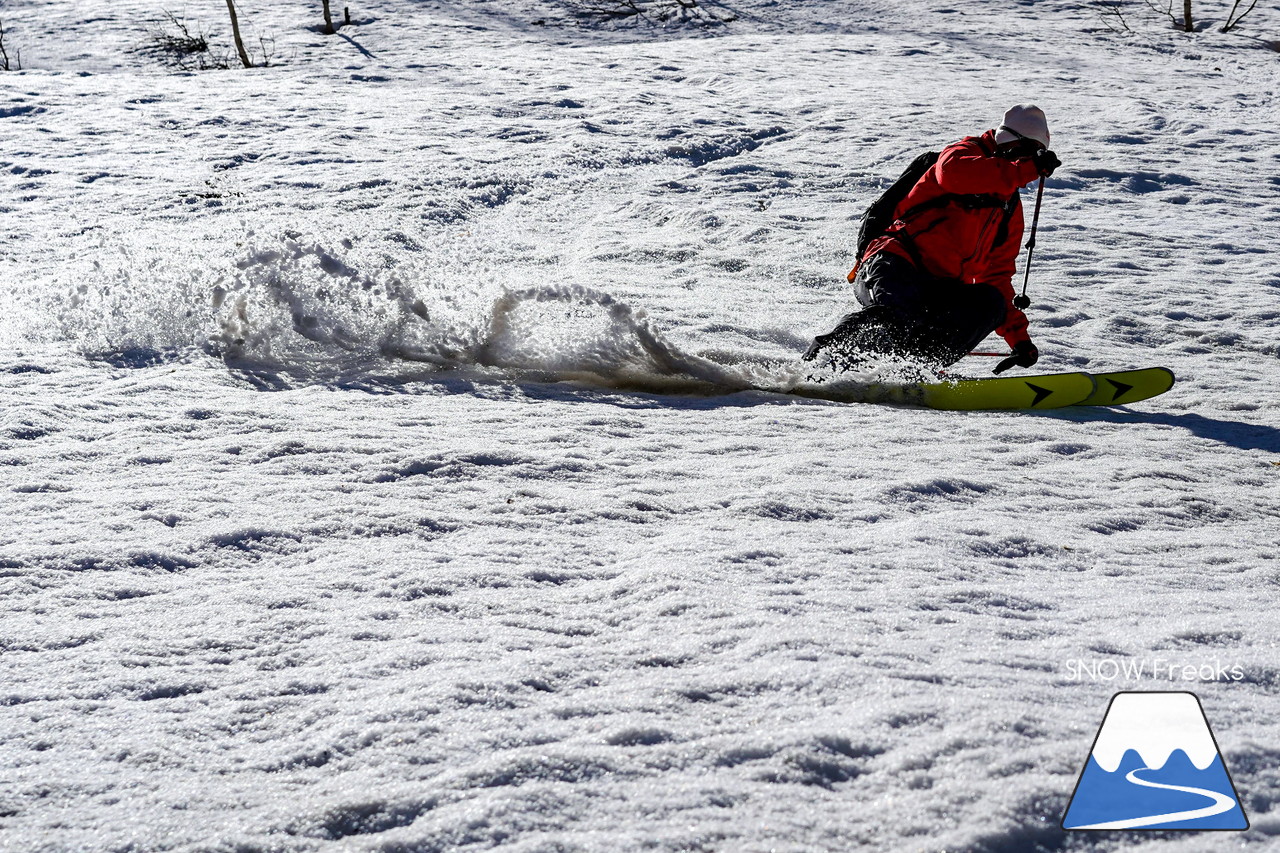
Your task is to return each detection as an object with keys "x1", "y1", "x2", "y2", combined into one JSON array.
[{"x1": 1074, "y1": 367, "x2": 1176, "y2": 407}]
